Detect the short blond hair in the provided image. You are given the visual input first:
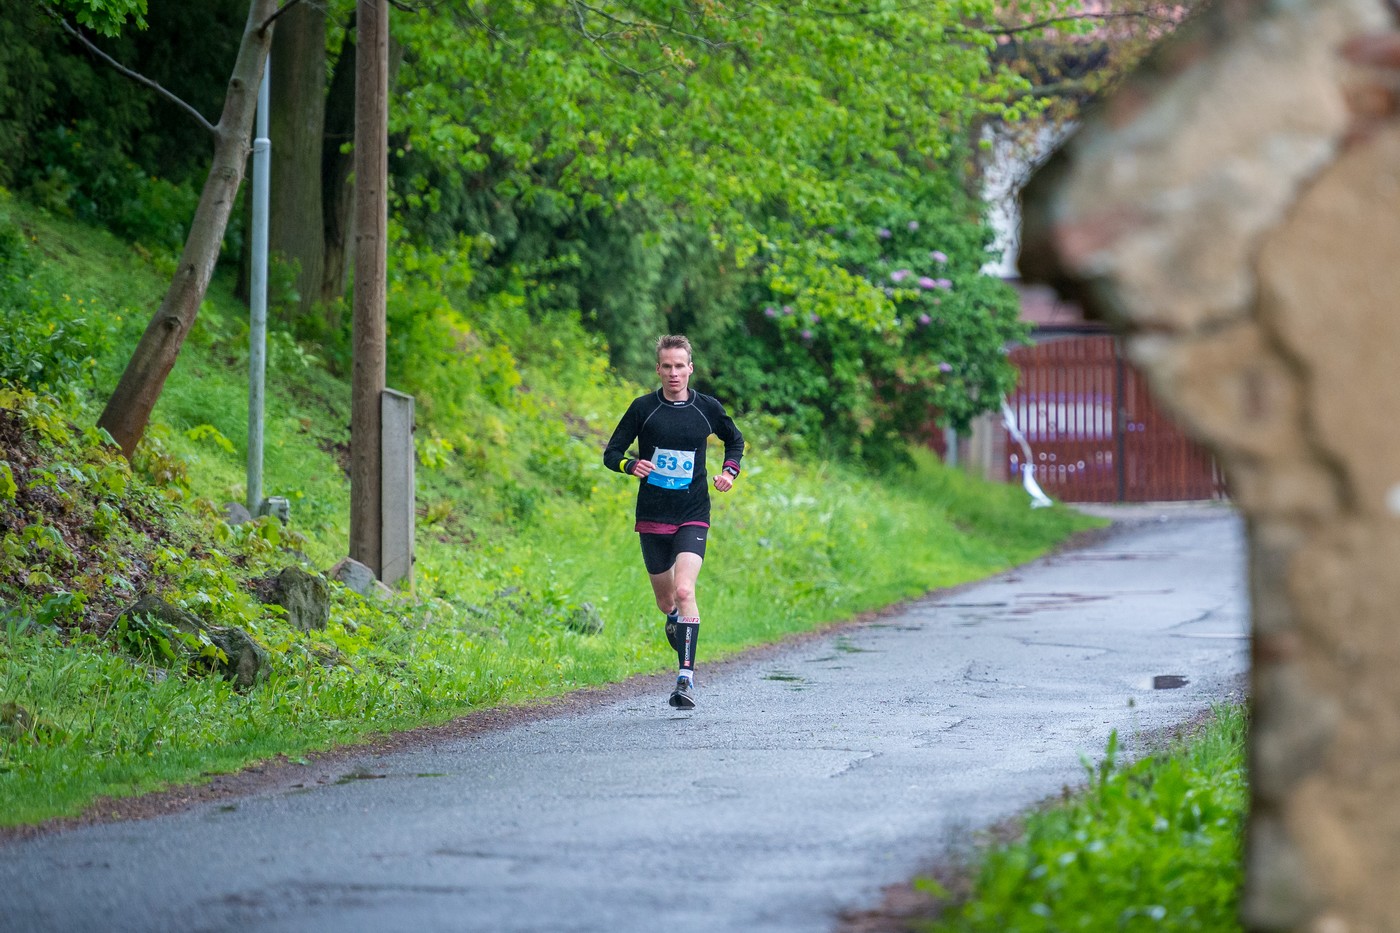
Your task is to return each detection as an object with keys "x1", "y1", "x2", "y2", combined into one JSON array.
[{"x1": 655, "y1": 334, "x2": 693, "y2": 363}]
